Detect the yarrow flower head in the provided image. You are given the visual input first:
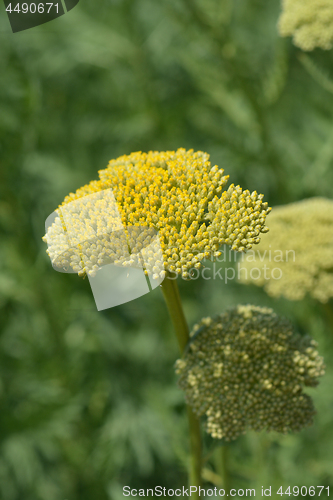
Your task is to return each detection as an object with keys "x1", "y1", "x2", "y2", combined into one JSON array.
[
  {"x1": 238, "y1": 197, "x2": 333, "y2": 303},
  {"x1": 43, "y1": 149, "x2": 270, "y2": 279},
  {"x1": 278, "y1": 0, "x2": 333, "y2": 51},
  {"x1": 175, "y1": 305, "x2": 325, "y2": 441}
]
